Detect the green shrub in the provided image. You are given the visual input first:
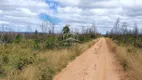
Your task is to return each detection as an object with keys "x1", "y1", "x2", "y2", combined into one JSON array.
[
  {"x1": 33, "y1": 39, "x2": 39, "y2": 50},
  {"x1": 0, "y1": 66, "x2": 6, "y2": 78},
  {"x1": 38, "y1": 64, "x2": 56, "y2": 80},
  {"x1": 0, "y1": 55, "x2": 9, "y2": 64},
  {"x1": 45, "y1": 37, "x2": 57, "y2": 49},
  {"x1": 14, "y1": 34, "x2": 24, "y2": 43},
  {"x1": 79, "y1": 35, "x2": 90, "y2": 42},
  {"x1": 14, "y1": 57, "x2": 34, "y2": 70}
]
